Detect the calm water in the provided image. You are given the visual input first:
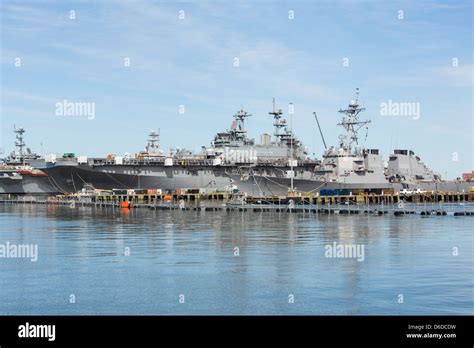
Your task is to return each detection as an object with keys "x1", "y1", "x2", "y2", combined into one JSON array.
[{"x1": 0, "y1": 203, "x2": 472, "y2": 315}]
